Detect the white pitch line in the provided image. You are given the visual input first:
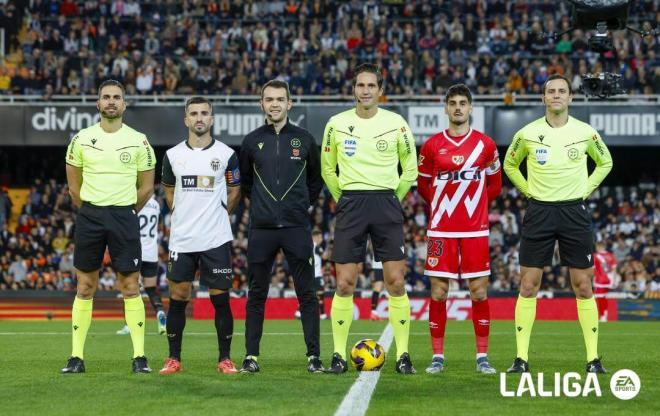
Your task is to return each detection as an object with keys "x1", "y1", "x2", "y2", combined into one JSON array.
[
  {"x1": 0, "y1": 330, "x2": 656, "y2": 337},
  {"x1": 334, "y1": 324, "x2": 394, "y2": 416},
  {"x1": 0, "y1": 331, "x2": 386, "y2": 336}
]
